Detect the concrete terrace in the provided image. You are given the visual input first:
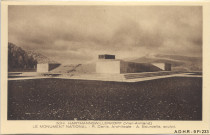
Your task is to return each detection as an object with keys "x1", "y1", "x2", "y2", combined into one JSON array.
[{"x1": 8, "y1": 72, "x2": 202, "y2": 82}]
